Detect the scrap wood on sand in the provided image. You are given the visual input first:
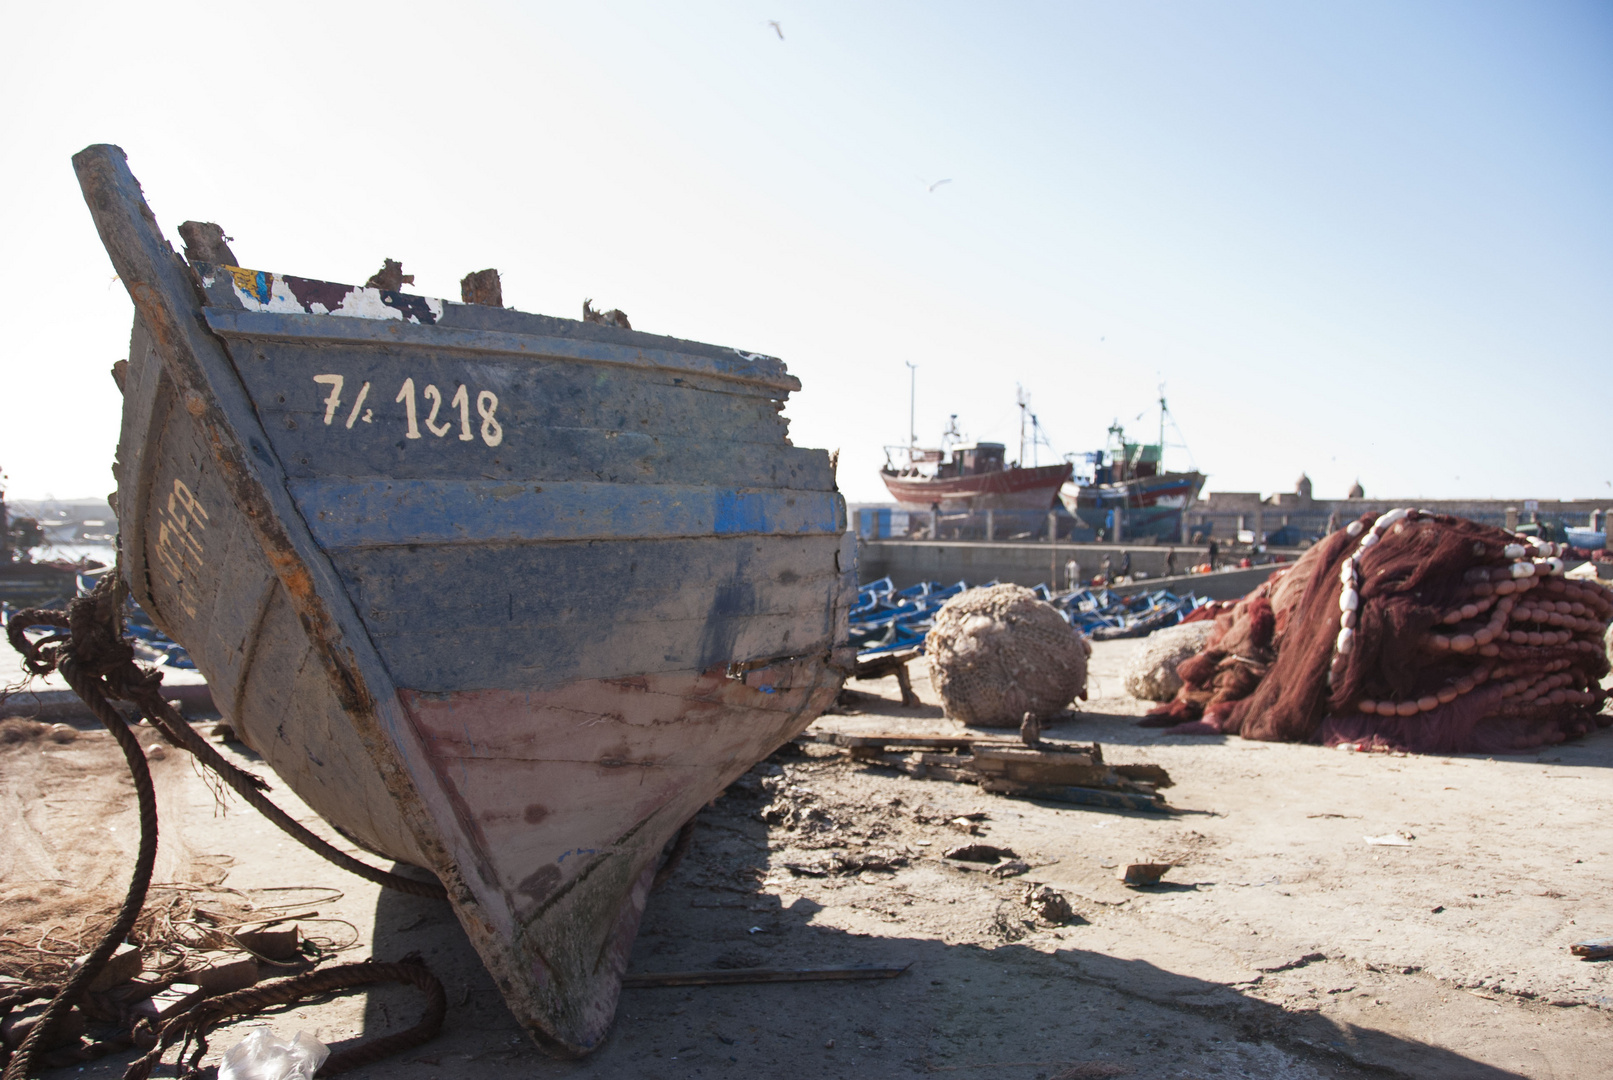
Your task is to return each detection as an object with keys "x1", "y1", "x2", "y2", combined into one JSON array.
[{"x1": 1143, "y1": 509, "x2": 1613, "y2": 754}]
